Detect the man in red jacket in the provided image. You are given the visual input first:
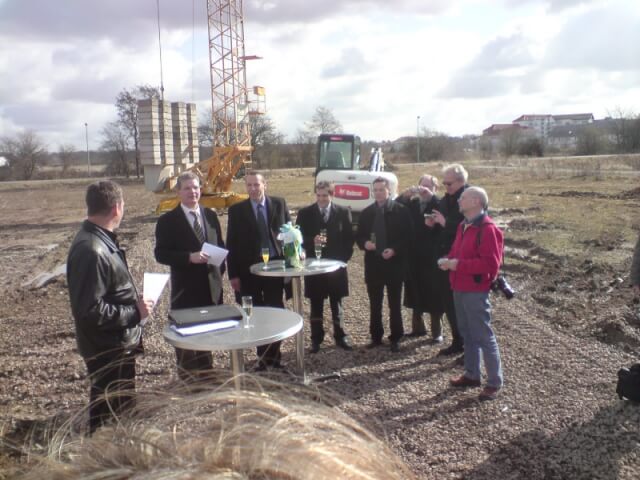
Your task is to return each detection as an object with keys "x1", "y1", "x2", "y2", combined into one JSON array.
[{"x1": 438, "y1": 186, "x2": 504, "y2": 401}]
